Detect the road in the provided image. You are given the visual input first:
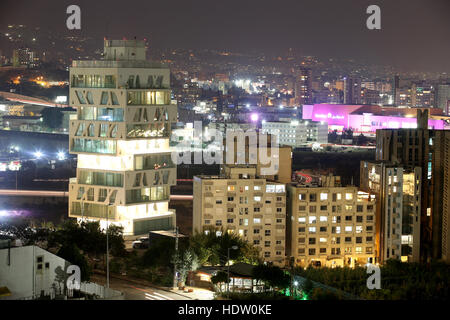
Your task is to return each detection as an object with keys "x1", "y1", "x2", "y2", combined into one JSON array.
[{"x1": 90, "y1": 274, "x2": 192, "y2": 300}]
